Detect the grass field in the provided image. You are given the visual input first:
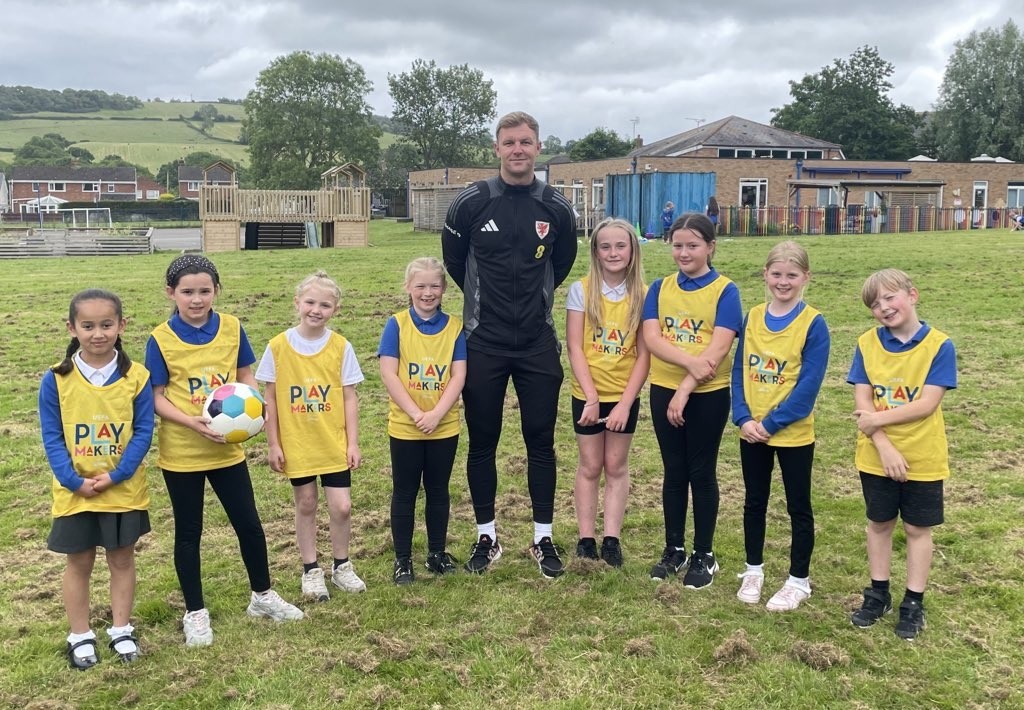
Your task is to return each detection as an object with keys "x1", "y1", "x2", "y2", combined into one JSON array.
[{"x1": 1, "y1": 223, "x2": 1022, "y2": 708}]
